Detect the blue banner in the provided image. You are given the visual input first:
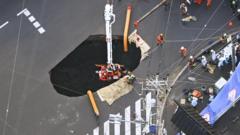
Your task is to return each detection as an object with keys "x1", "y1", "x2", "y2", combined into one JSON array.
[{"x1": 200, "y1": 64, "x2": 240, "y2": 125}]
